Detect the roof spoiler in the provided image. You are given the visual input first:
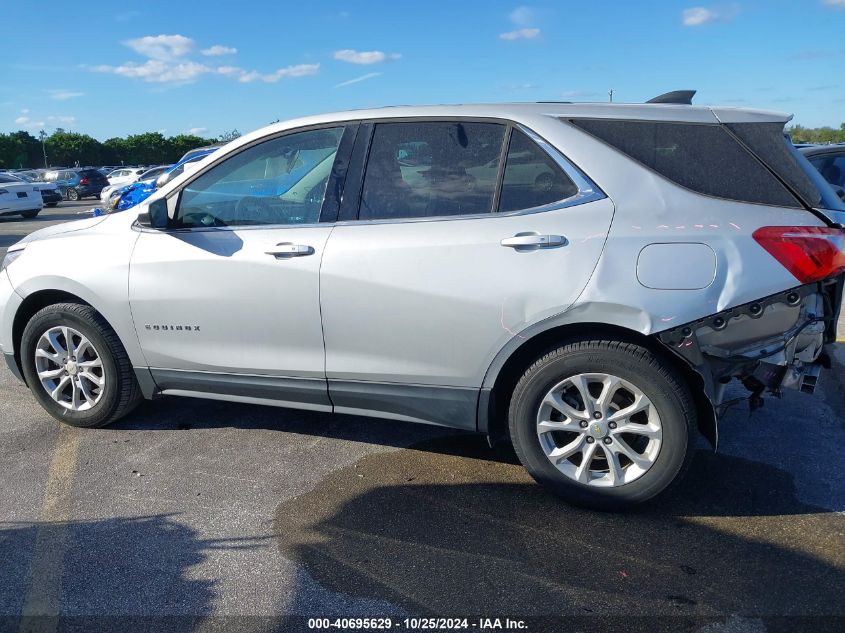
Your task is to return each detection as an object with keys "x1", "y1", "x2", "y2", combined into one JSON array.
[{"x1": 646, "y1": 90, "x2": 696, "y2": 105}]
